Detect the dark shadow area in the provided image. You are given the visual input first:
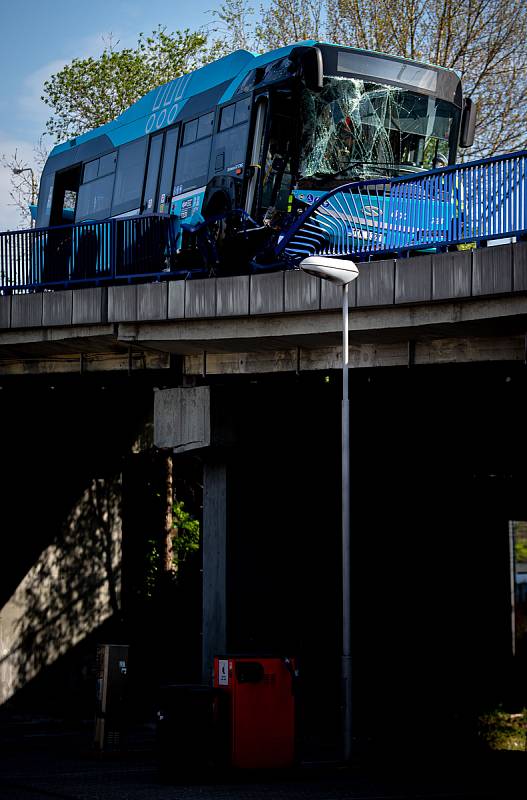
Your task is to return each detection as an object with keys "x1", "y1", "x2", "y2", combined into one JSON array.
[
  {"x1": 0, "y1": 374, "x2": 165, "y2": 714},
  {"x1": 1, "y1": 362, "x2": 526, "y2": 775},
  {"x1": 219, "y1": 363, "x2": 527, "y2": 761}
]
